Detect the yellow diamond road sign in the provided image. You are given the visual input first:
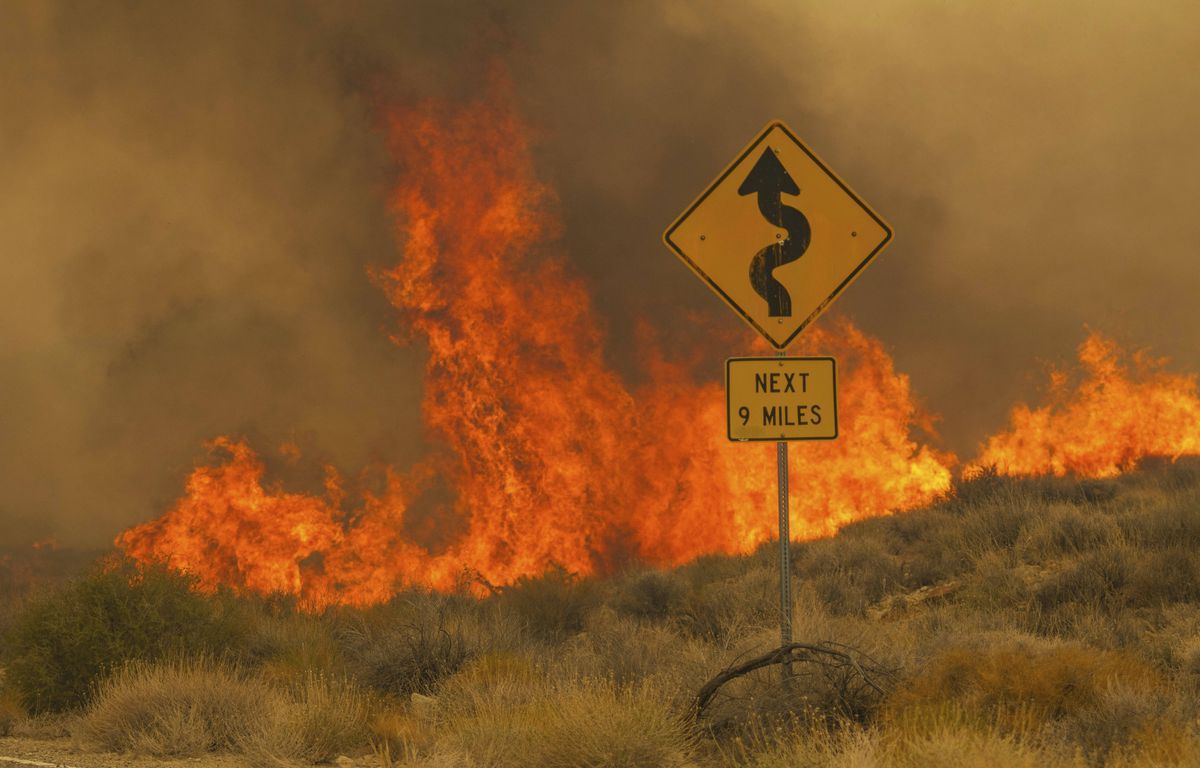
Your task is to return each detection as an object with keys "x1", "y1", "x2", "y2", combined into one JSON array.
[{"x1": 664, "y1": 121, "x2": 892, "y2": 349}]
